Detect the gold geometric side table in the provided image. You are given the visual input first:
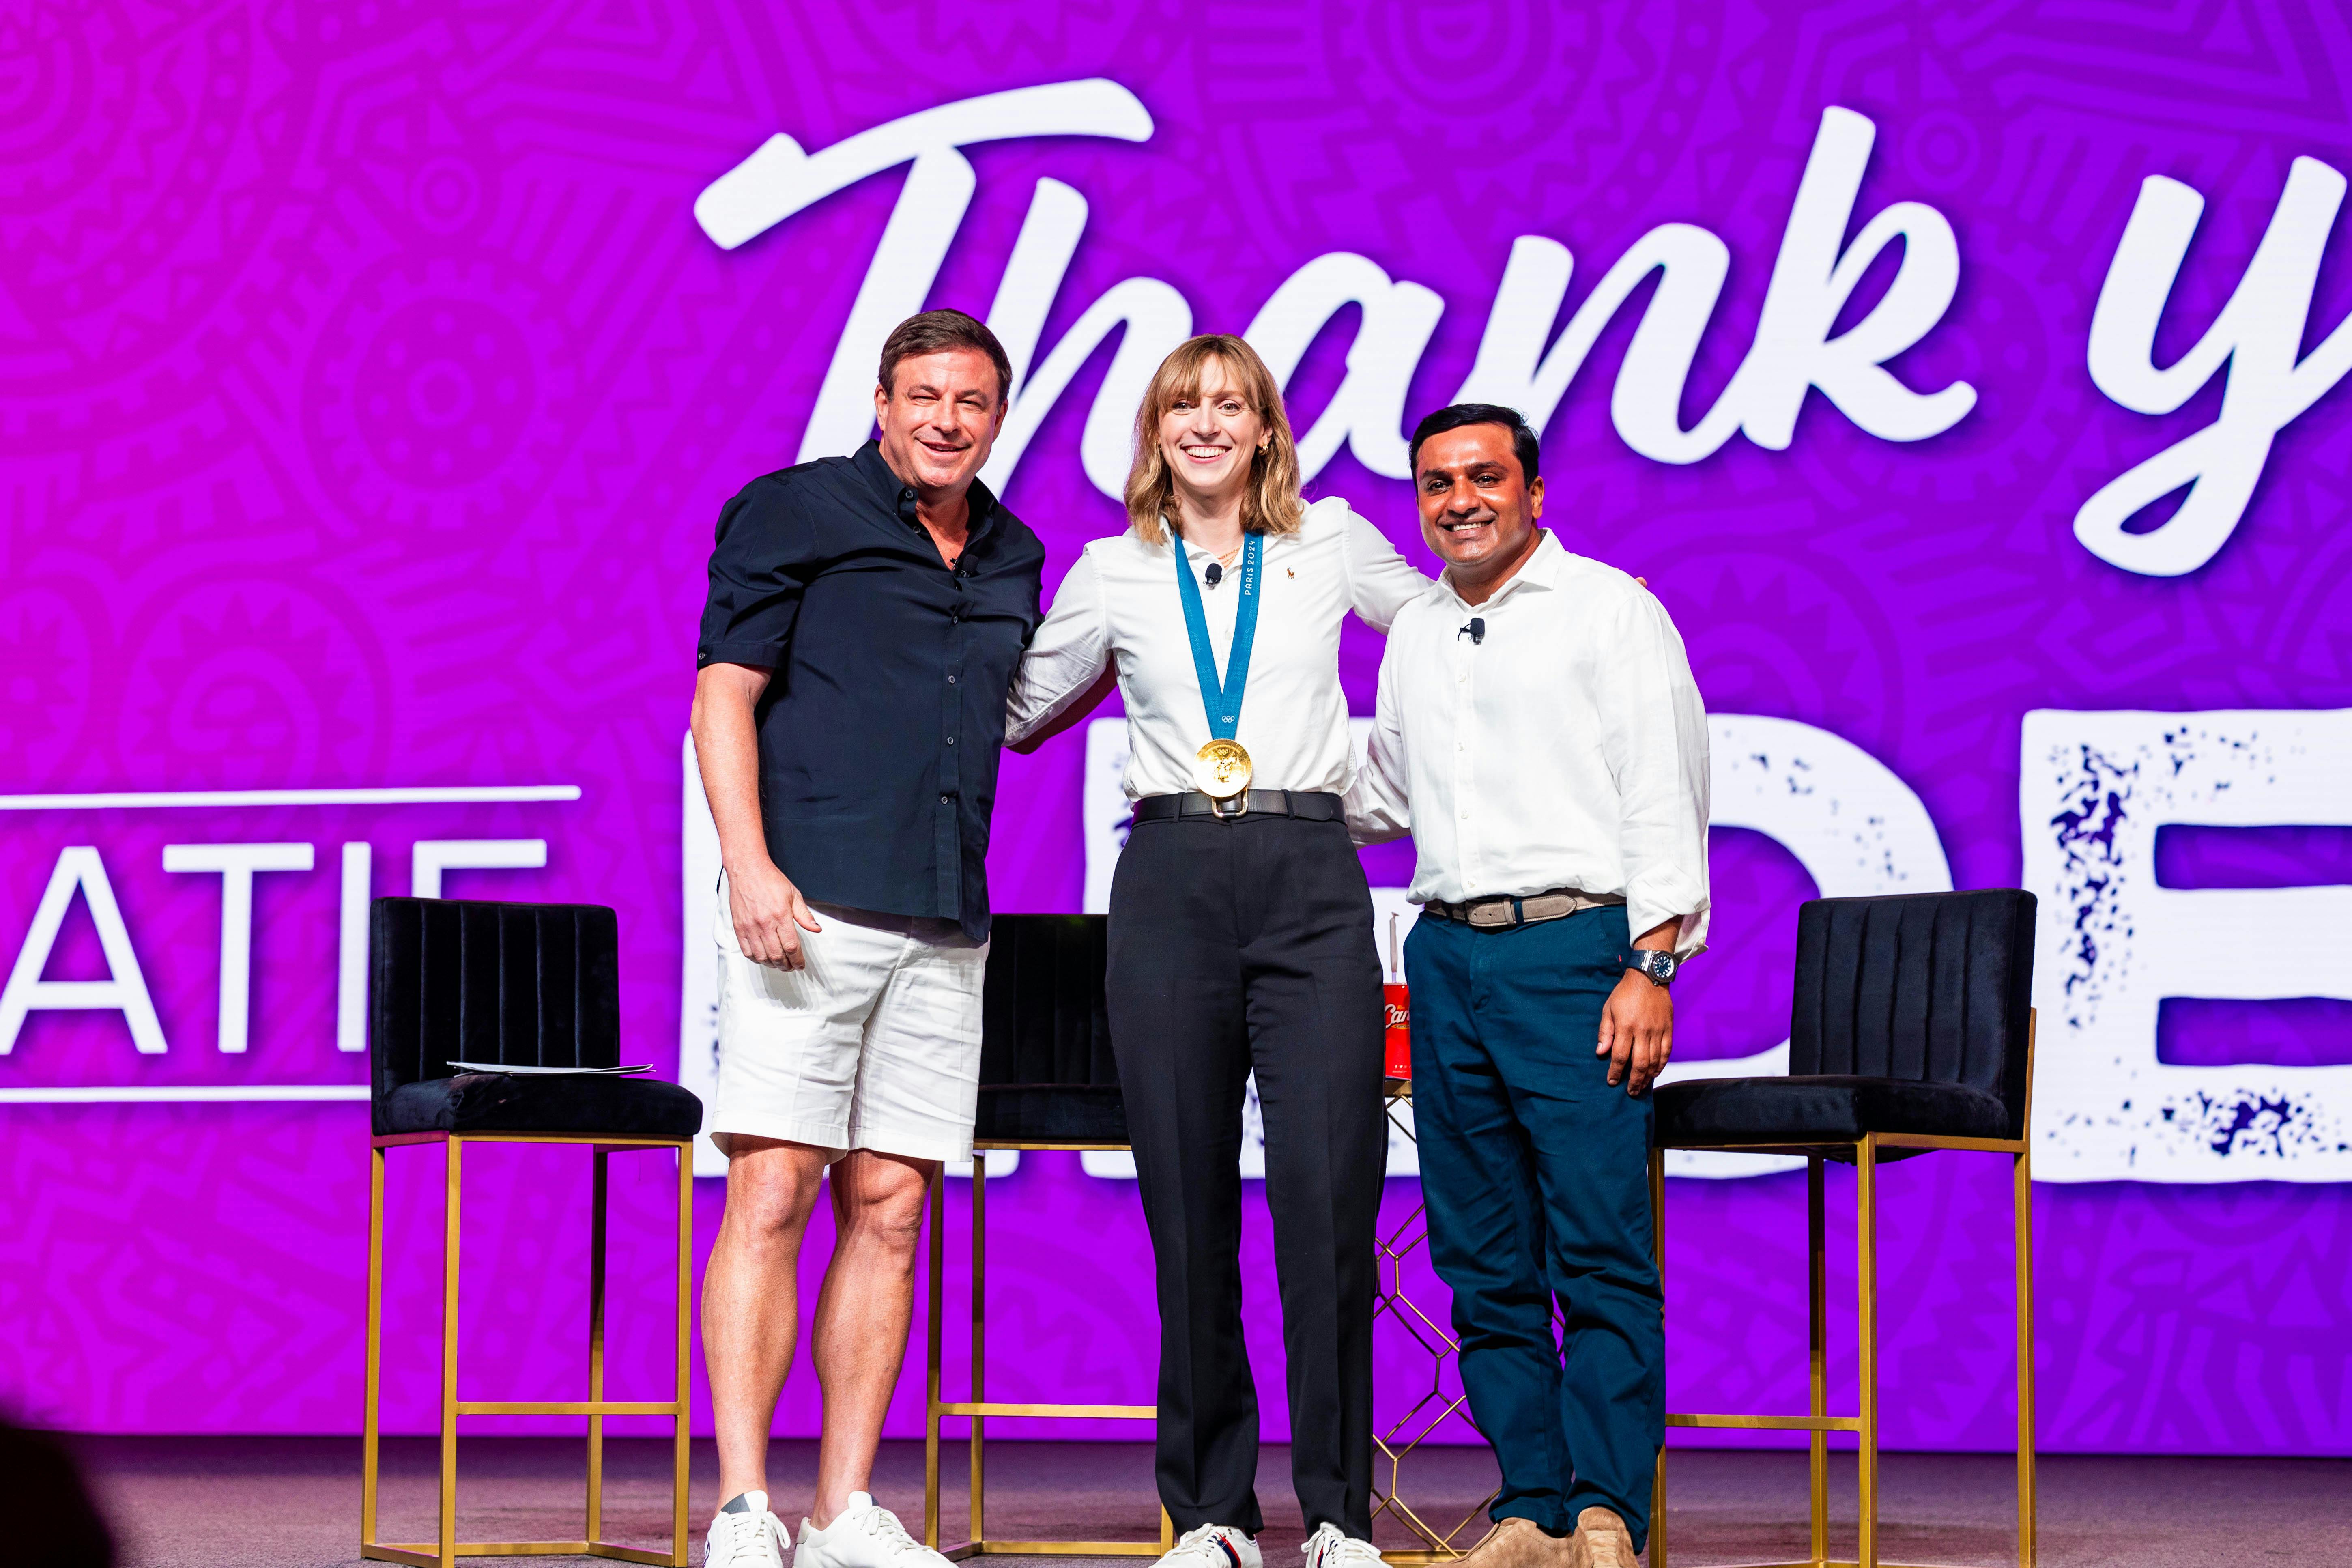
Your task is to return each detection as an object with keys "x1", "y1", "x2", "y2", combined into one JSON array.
[{"x1": 1369, "y1": 1082, "x2": 1495, "y2": 1563}]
